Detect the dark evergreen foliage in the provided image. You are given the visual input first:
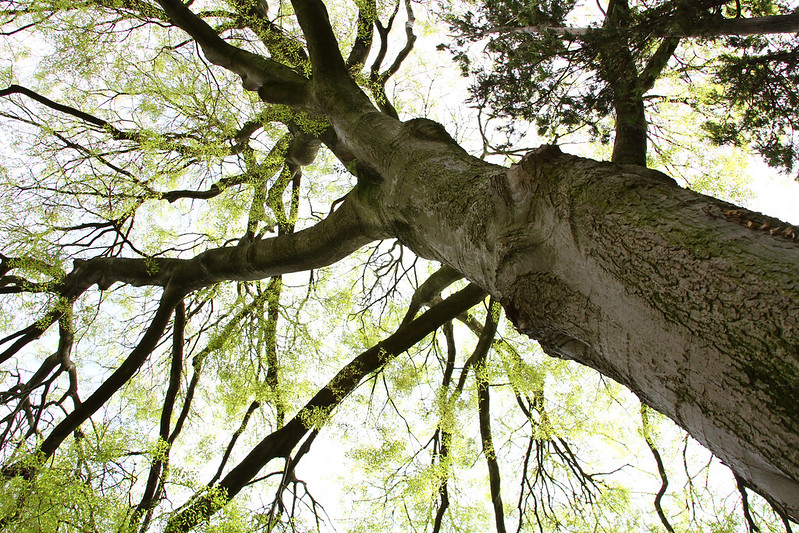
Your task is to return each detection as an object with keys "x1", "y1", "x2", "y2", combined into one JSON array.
[
  {"x1": 707, "y1": 36, "x2": 799, "y2": 171},
  {"x1": 444, "y1": 0, "x2": 799, "y2": 172}
]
